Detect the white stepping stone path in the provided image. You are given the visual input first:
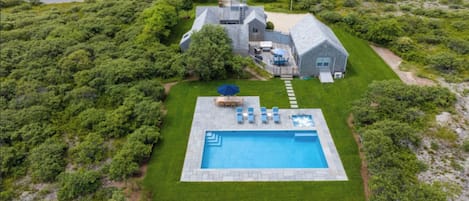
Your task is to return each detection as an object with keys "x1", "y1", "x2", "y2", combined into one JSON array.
[{"x1": 282, "y1": 80, "x2": 298, "y2": 108}]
